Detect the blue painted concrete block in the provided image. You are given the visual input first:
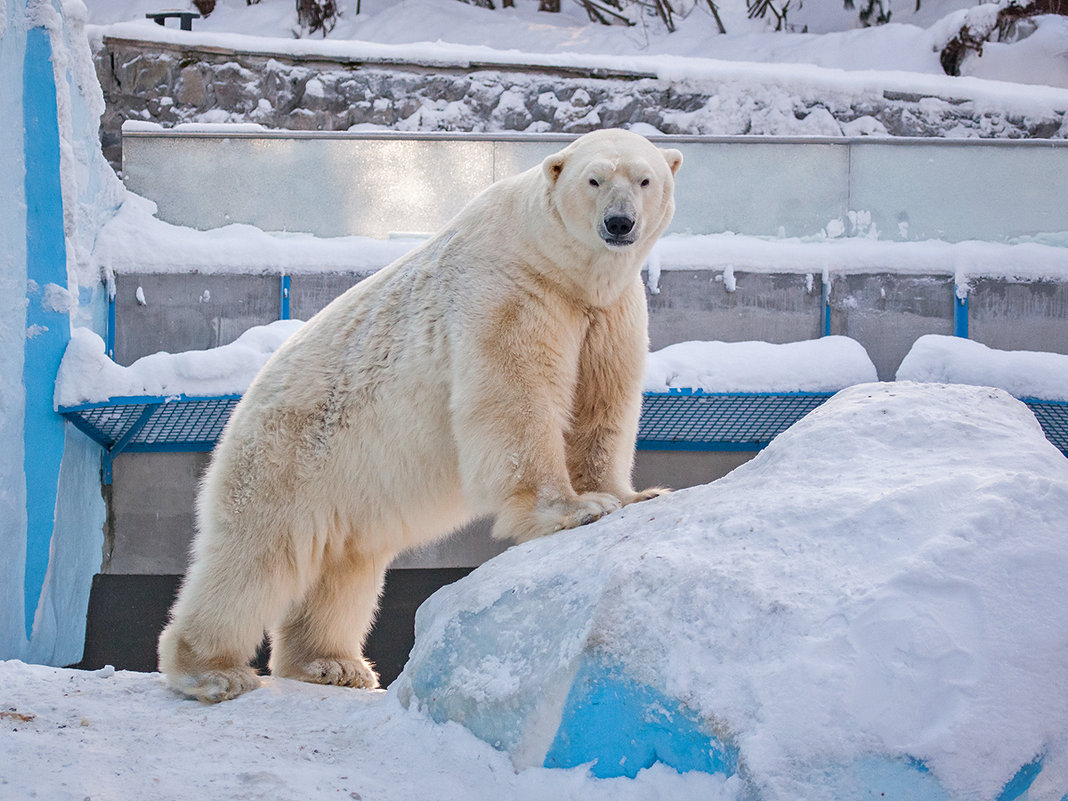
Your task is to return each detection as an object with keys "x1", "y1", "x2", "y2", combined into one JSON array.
[{"x1": 543, "y1": 655, "x2": 738, "y2": 780}]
